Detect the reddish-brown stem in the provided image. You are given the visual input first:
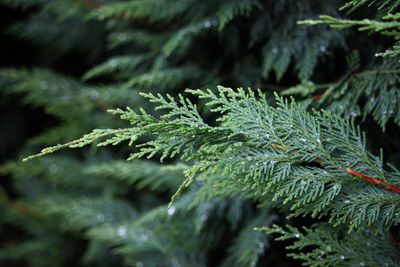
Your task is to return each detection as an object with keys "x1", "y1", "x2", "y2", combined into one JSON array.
[
  {"x1": 312, "y1": 94, "x2": 324, "y2": 100},
  {"x1": 345, "y1": 168, "x2": 400, "y2": 193},
  {"x1": 309, "y1": 68, "x2": 400, "y2": 100},
  {"x1": 269, "y1": 143, "x2": 400, "y2": 194}
]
